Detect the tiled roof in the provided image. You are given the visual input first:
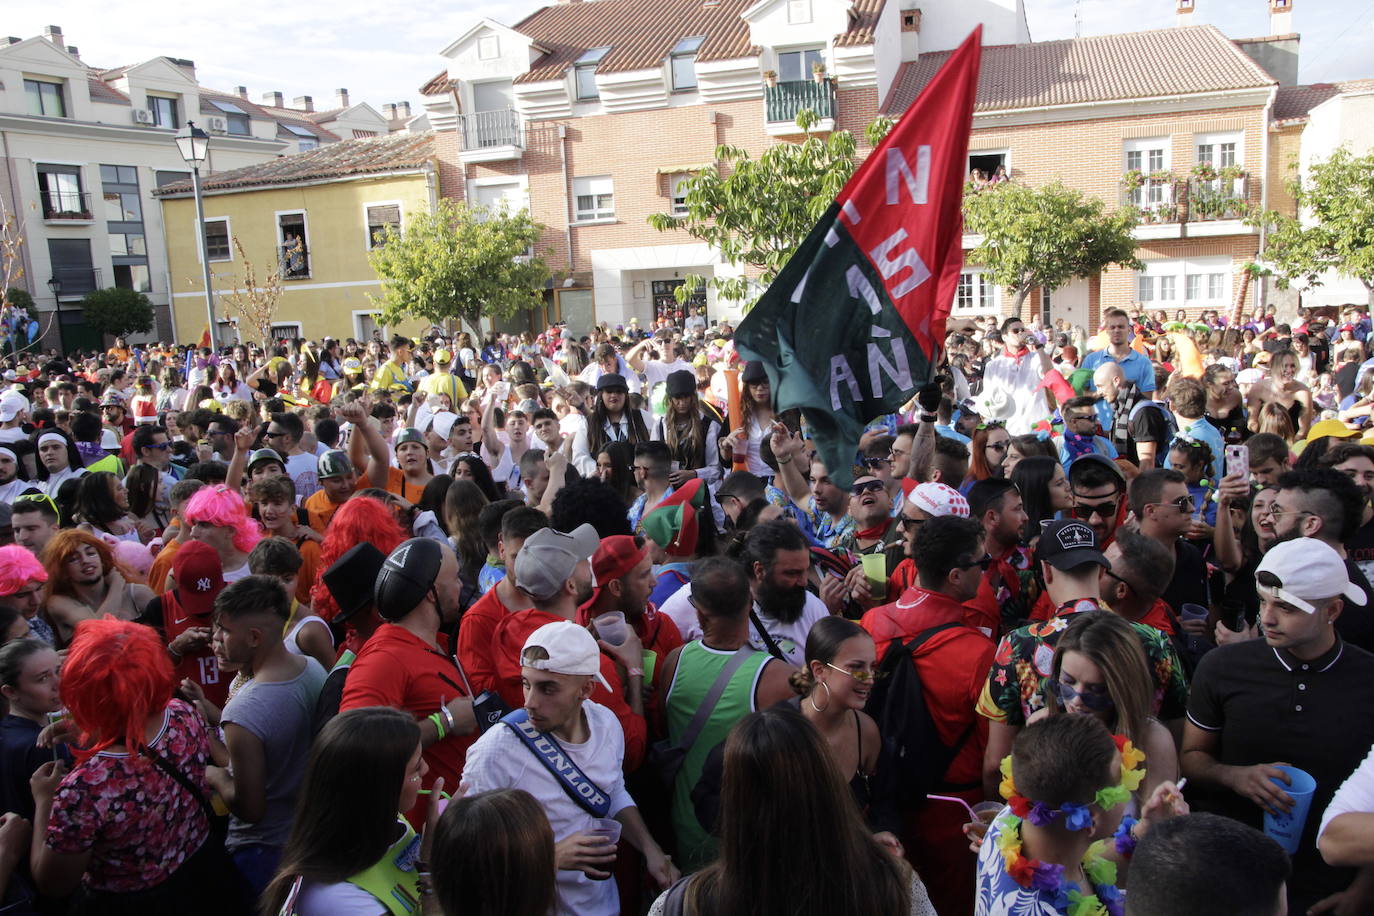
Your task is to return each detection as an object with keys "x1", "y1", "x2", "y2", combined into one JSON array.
[
  {"x1": 302, "y1": 107, "x2": 346, "y2": 123},
  {"x1": 883, "y1": 25, "x2": 1275, "y2": 114},
  {"x1": 152, "y1": 132, "x2": 434, "y2": 195},
  {"x1": 420, "y1": 70, "x2": 454, "y2": 96},
  {"x1": 86, "y1": 76, "x2": 129, "y2": 105},
  {"x1": 253, "y1": 103, "x2": 343, "y2": 140},
  {"x1": 195, "y1": 91, "x2": 340, "y2": 141},
  {"x1": 510, "y1": 0, "x2": 758, "y2": 83},
  {"x1": 834, "y1": 0, "x2": 884, "y2": 47},
  {"x1": 1273, "y1": 79, "x2": 1374, "y2": 124}
]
